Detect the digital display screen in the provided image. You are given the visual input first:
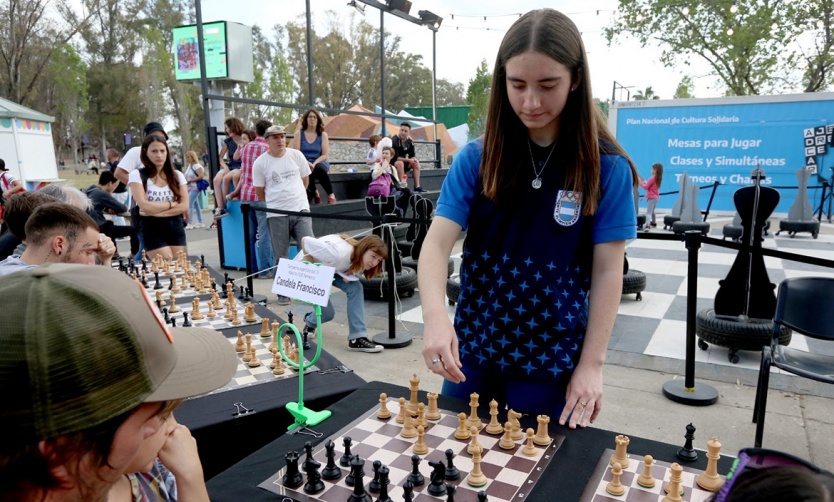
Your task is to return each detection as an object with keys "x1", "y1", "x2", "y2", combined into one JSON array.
[{"x1": 172, "y1": 21, "x2": 227, "y2": 80}]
